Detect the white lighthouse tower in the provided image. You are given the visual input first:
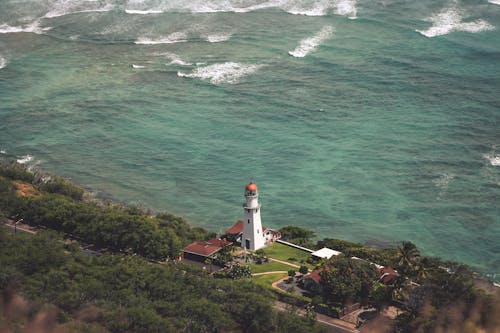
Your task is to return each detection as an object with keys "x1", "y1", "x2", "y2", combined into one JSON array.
[{"x1": 242, "y1": 182, "x2": 265, "y2": 251}]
